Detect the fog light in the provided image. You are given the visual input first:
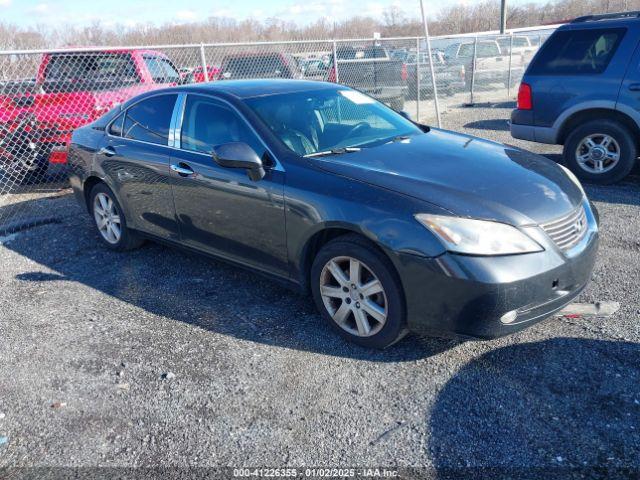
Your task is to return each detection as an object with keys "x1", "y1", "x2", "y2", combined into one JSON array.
[{"x1": 500, "y1": 310, "x2": 518, "y2": 324}]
